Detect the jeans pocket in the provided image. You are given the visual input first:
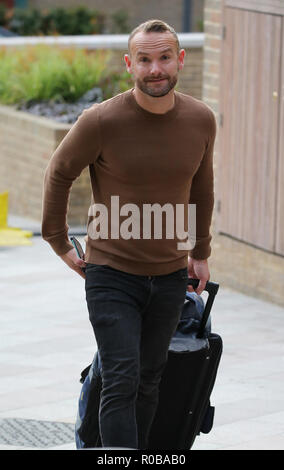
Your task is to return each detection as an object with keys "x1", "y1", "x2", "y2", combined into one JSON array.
[{"x1": 85, "y1": 264, "x2": 106, "y2": 291}]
